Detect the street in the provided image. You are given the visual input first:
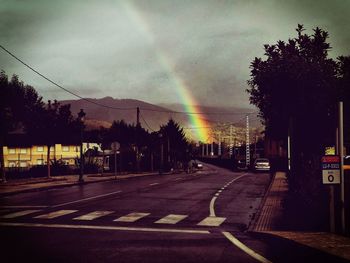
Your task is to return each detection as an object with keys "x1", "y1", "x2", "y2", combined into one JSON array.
[{"x1": 0, "y1": 164, "x2": 347, "y2": 263}]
